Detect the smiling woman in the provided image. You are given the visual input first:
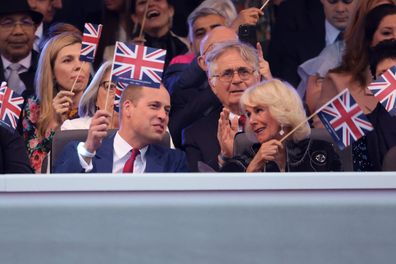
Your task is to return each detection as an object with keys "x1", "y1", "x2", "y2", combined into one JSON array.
[
  {"x1": 221, "y1": 79, "x2": 341, "y2": 173},
  {"x1": 130, "y1": 0, "x2": 189, "y2": 69}
]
